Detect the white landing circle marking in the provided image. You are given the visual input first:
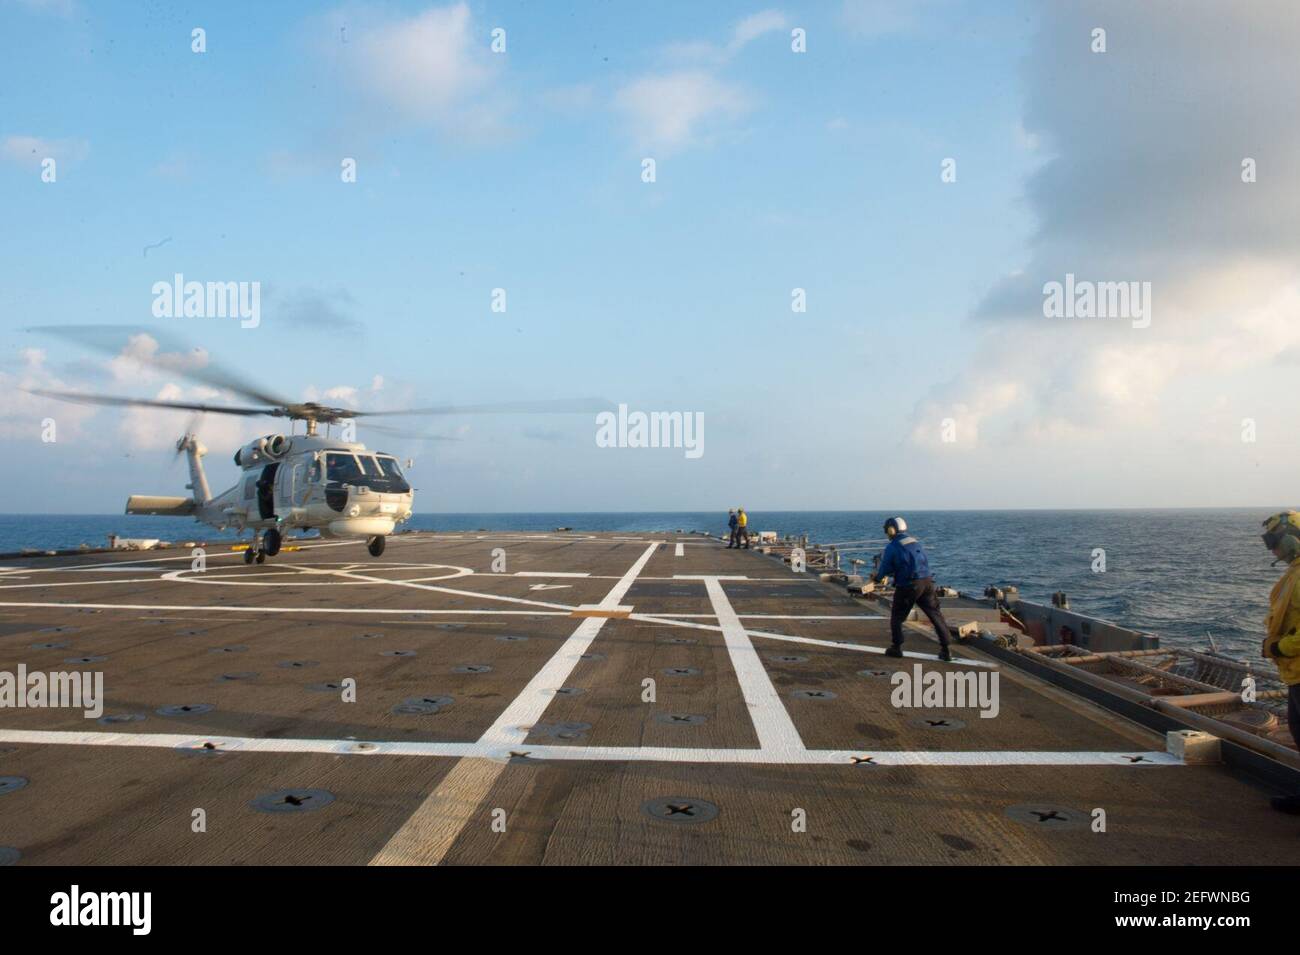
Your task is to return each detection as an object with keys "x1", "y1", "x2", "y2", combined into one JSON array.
[{"x1": 161, "y1": 562, "x2": 475, "y2": 587}]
